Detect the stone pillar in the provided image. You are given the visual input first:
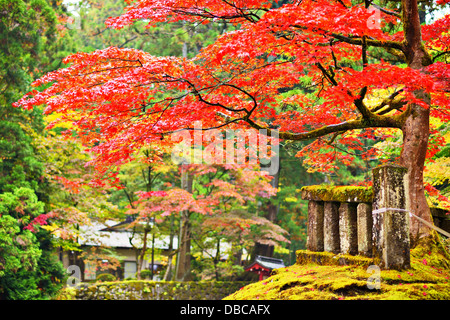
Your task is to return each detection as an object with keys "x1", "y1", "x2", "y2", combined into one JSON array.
[
  {"x1": 339, "y1": 203, "x2": 358, "y2": 255},
  {"x1": 357, "y1": 203, "x2": 373, "y2": 257},
  {"x1": 307, "y1": 200, "x2": 324, "y2": 252},
  {"x1": 372, "y1": 164, "x2": 410, "y2": 269},
  {"x1": 324, "y1": 202, "x2": 340, "y2": 253}
]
